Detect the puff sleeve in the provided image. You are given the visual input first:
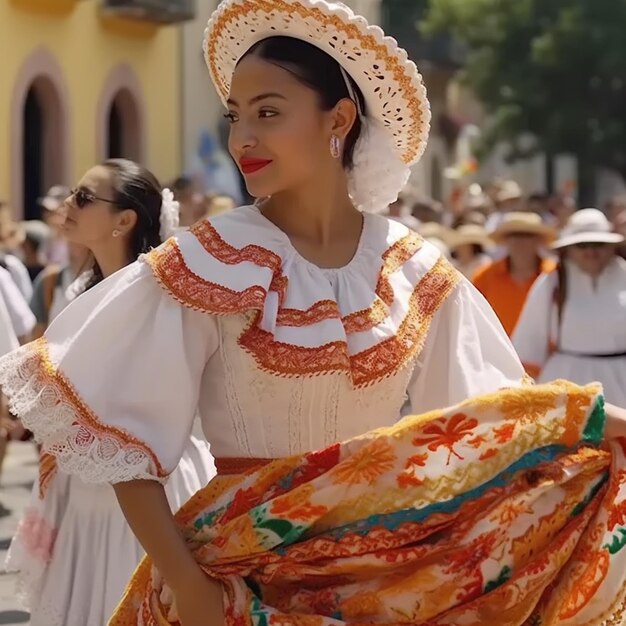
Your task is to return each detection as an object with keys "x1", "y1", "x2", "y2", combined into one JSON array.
[
  {"x1": 0, "y1": 260, "x2": 218, "y2": 485},
  {"x1": 408, "y1": 278, "x2": 527, "y2": 413}
]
